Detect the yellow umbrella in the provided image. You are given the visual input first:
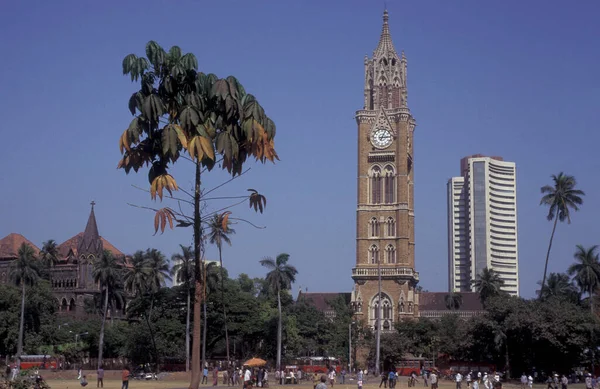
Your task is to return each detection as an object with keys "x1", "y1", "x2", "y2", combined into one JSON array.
[{"x1": 244, "y1": 358, "x2": 267, "y2": 367}]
